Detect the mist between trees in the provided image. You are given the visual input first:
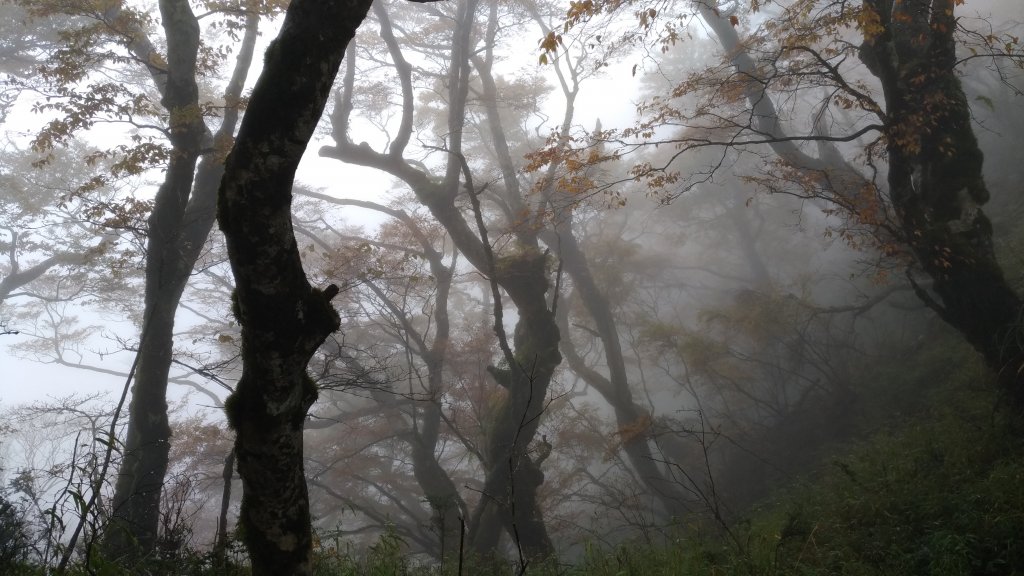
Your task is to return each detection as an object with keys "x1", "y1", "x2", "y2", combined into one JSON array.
[{"x1": 0, "y1": 0, "x2": 1022, "y2": 574}]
